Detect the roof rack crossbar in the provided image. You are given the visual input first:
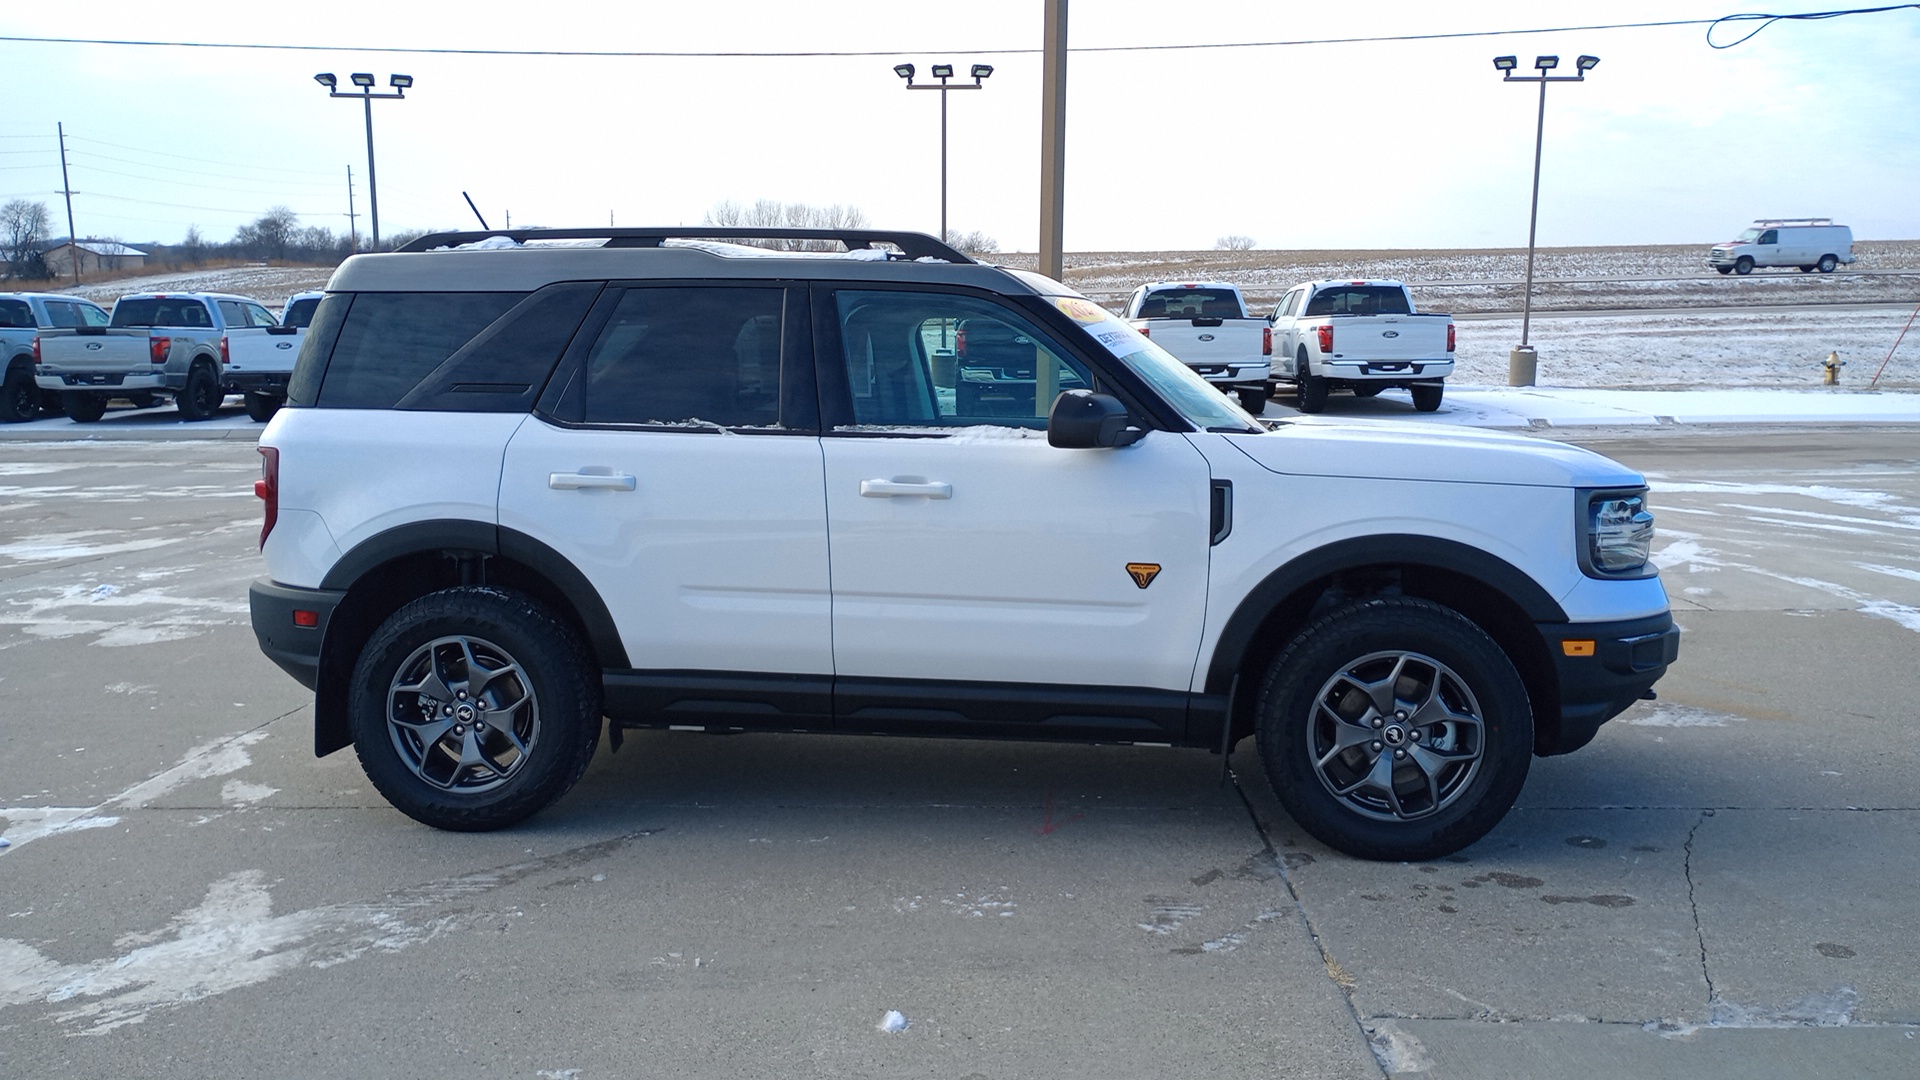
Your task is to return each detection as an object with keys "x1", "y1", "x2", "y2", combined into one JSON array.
[{"x1": 394, "y1": 227, "x2": 972, "y2": 262}]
